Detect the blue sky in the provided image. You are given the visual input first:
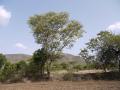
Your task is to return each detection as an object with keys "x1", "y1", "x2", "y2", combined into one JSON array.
[{"x1": 0, "y1": 0, "x2": 120, "y2": 55}]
